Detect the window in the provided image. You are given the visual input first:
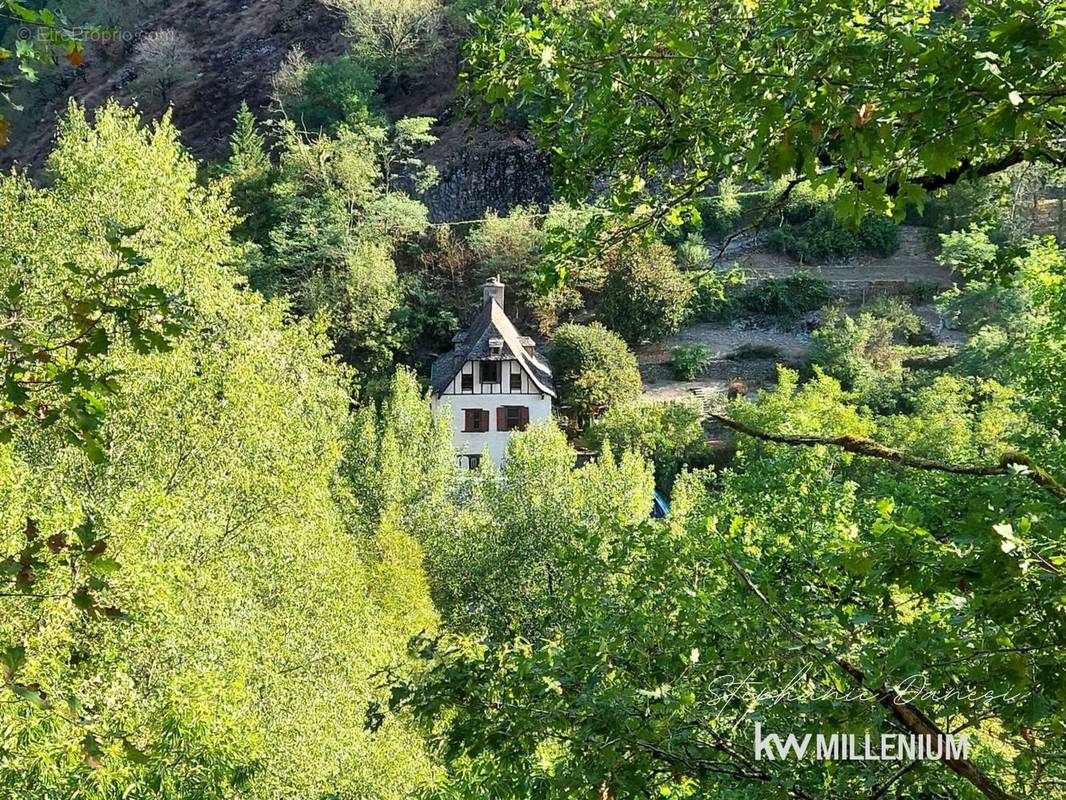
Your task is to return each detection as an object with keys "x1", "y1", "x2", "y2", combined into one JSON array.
[
  {"x1": 466, "y1": 454, "x2": 481, "y2": 470},
  {"x1": 497, "y1": 405, "x2": 529, "y2": 432},
  {"x1": 460, "y1": 373, "x2": 473, "y2": 392},
  {"x1": 464, "y1": 409, "x2": 490, "y2": 432},
  {"x1": 480, "y1": 361, "x2": 499, "y2": 384},
  {"x1": 510, "y1": 370, "x2": 522, "y2": 391}
]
